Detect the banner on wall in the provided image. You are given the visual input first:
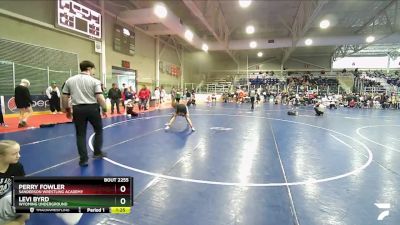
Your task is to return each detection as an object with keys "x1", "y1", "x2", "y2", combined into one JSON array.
[
  {"x1": 1, "y1": 95, "x2": 50, "y2": 114},
  {"x1": 159, "y1": 60, "x2": 180, "y2": 77}
]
